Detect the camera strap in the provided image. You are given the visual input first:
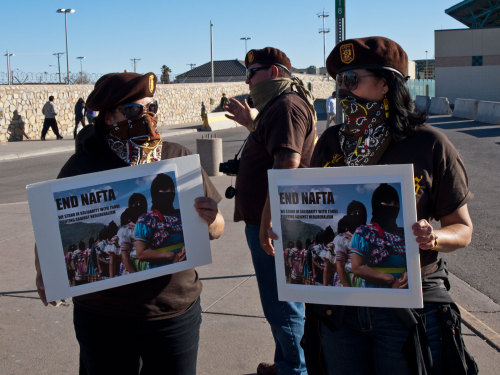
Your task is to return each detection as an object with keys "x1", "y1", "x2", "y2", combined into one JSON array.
[{"x1": 232, "y1": 137, "x2": 248, "y2": 161}]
